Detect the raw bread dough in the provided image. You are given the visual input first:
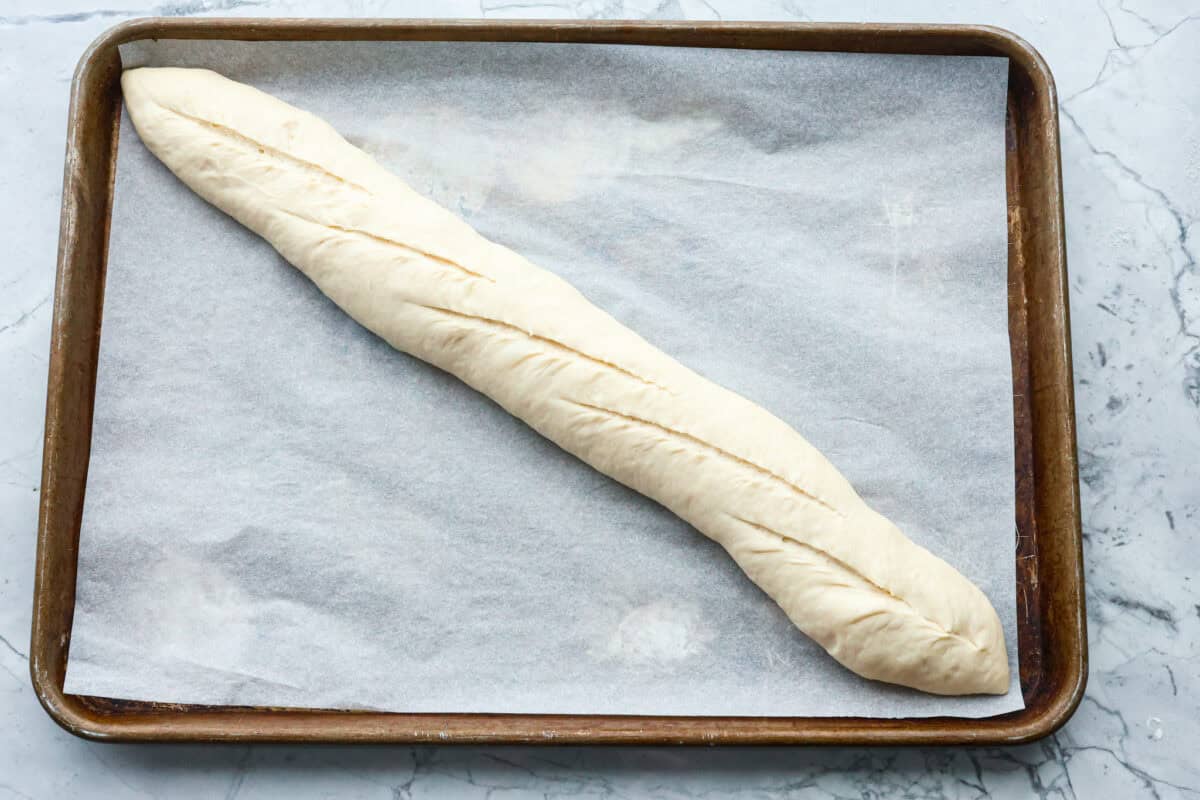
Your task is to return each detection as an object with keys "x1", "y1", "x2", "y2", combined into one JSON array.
[{"x1": 120, "y1": 67, "x2": 1009, "y2": 695}]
